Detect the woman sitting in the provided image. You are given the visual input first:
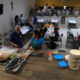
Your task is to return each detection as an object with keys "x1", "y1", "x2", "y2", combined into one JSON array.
[{"x1": 26, "y1": 30, "x2": 46, "y2": 56}]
